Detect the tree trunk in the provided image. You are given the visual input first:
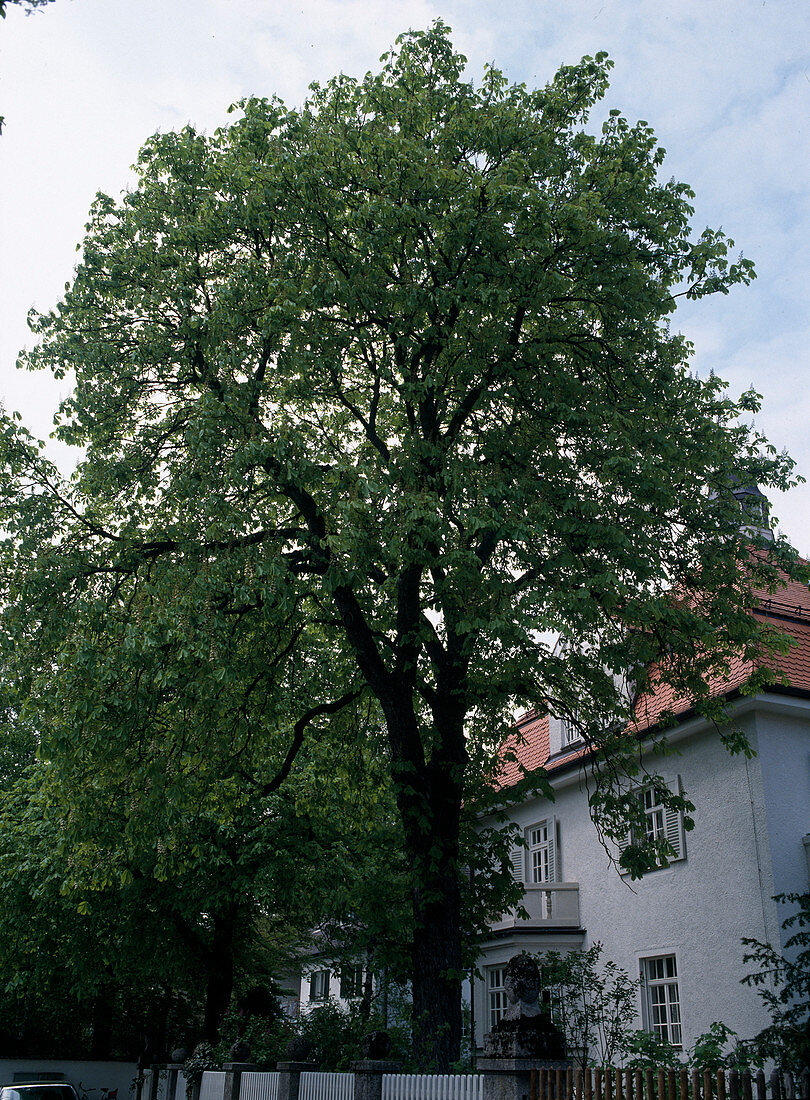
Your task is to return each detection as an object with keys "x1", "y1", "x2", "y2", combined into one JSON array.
[
  {"x1": 410, "y1": 869, "x2": 463, "y2": 1070},
  {"x1": 387, "y1": 702, "x2": 467, "y2": 1070},
  {"x1": 202, "y1": 905, "x2": 238, "y2": 1044},
  {"x1": 360, "y1": 950, "x2": 375, "y2": 1022},
  {"x1": 89, "y1": 989, "x2": 113, "y2": 1059}
]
